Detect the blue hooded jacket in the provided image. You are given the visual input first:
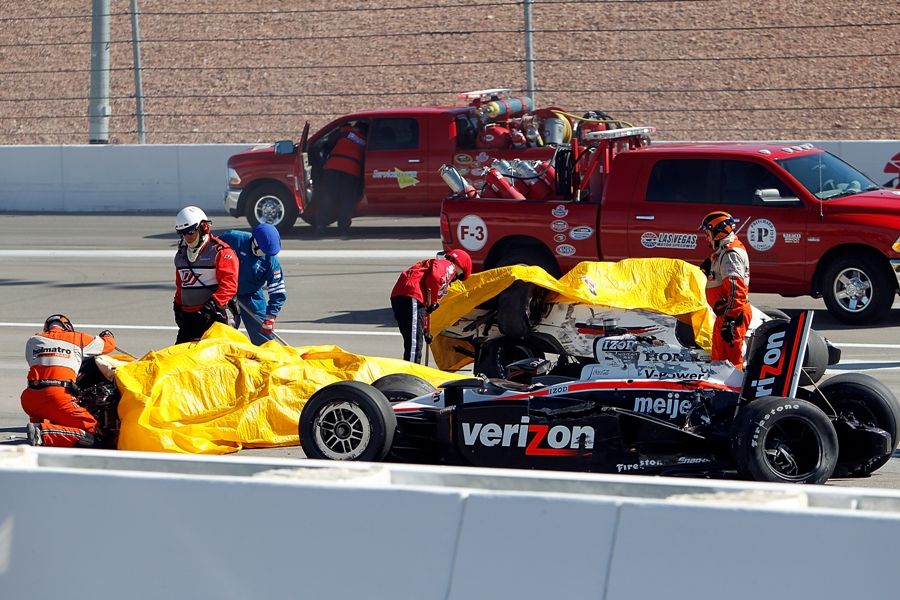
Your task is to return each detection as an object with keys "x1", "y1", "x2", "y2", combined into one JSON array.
[{"x1": 218, "y1": 229, "x2": 286, "y2": 318}]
